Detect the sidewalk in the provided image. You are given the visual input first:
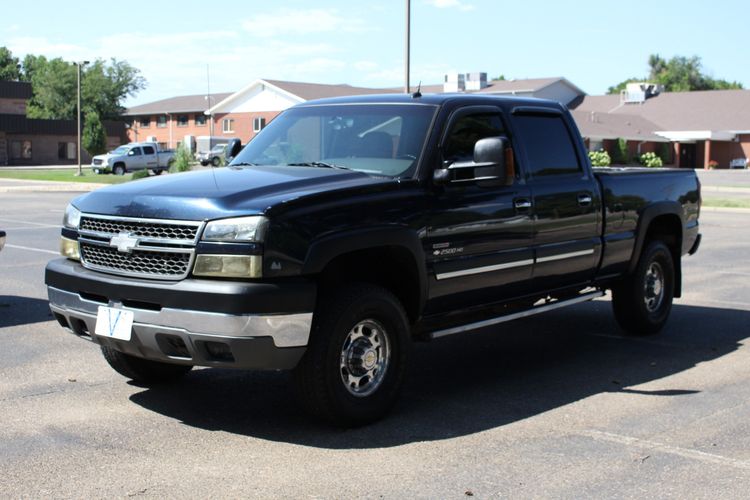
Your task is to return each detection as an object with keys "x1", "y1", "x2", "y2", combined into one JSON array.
[{"x1": 0, "y1": 177, "x2": 107, "y2": 193}]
